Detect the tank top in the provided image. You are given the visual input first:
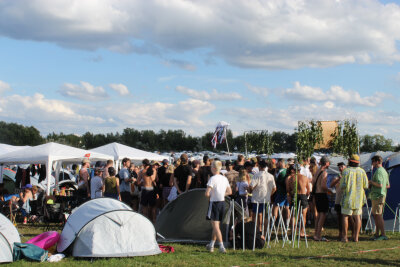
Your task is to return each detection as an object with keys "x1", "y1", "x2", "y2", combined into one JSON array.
[{"x1": 104, "y1": 176, "x2": 118, "y2": 194}]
